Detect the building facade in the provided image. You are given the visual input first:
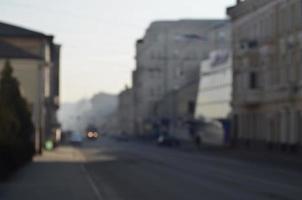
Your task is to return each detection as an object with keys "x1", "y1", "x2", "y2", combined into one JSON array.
[
  {"x1": 194, "y1": 22, "x2": 232, "y2": 145},
  {"x1": 133, "y1": 20, "x2": 225, "y2": 136},
  {"x1": 228, "y1": 0, "x2": 302, "y2": 150},
  {"x1": 0, "y1": 21, "x2": 60, "y2": 152}
]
